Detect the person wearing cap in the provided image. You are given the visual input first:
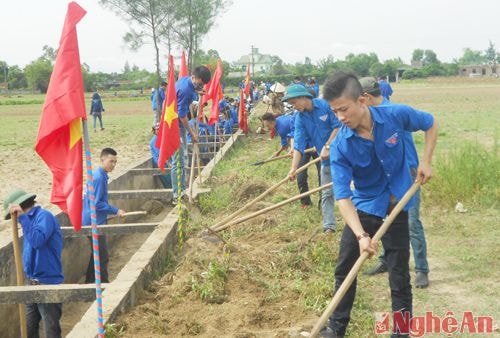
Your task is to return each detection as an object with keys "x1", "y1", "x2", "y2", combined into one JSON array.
[
  {"x1": 4, "y1": 190, "x2": 63, "y2": 337},
  {"x1": 378, "y1": 76, "x2": 394, "y2": 101},
  {"x1": 82, "y1": 147, "x2": 126, "y2": 283},
  {"x1": 170, "y1": 66, "x2": 212, "y2": 203},
  {"x1": 322, "y1": 72, "x2": 437, "y2": 337},
  {"x1": 359, "y1": 77, "x2": 430, "y2": 288},
  {"x1": 270, "y1": 82, "x2": 286, "y2": 116},
  {"x1": 285, "y1": 84, "x2": 341, "y2": 234}
]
